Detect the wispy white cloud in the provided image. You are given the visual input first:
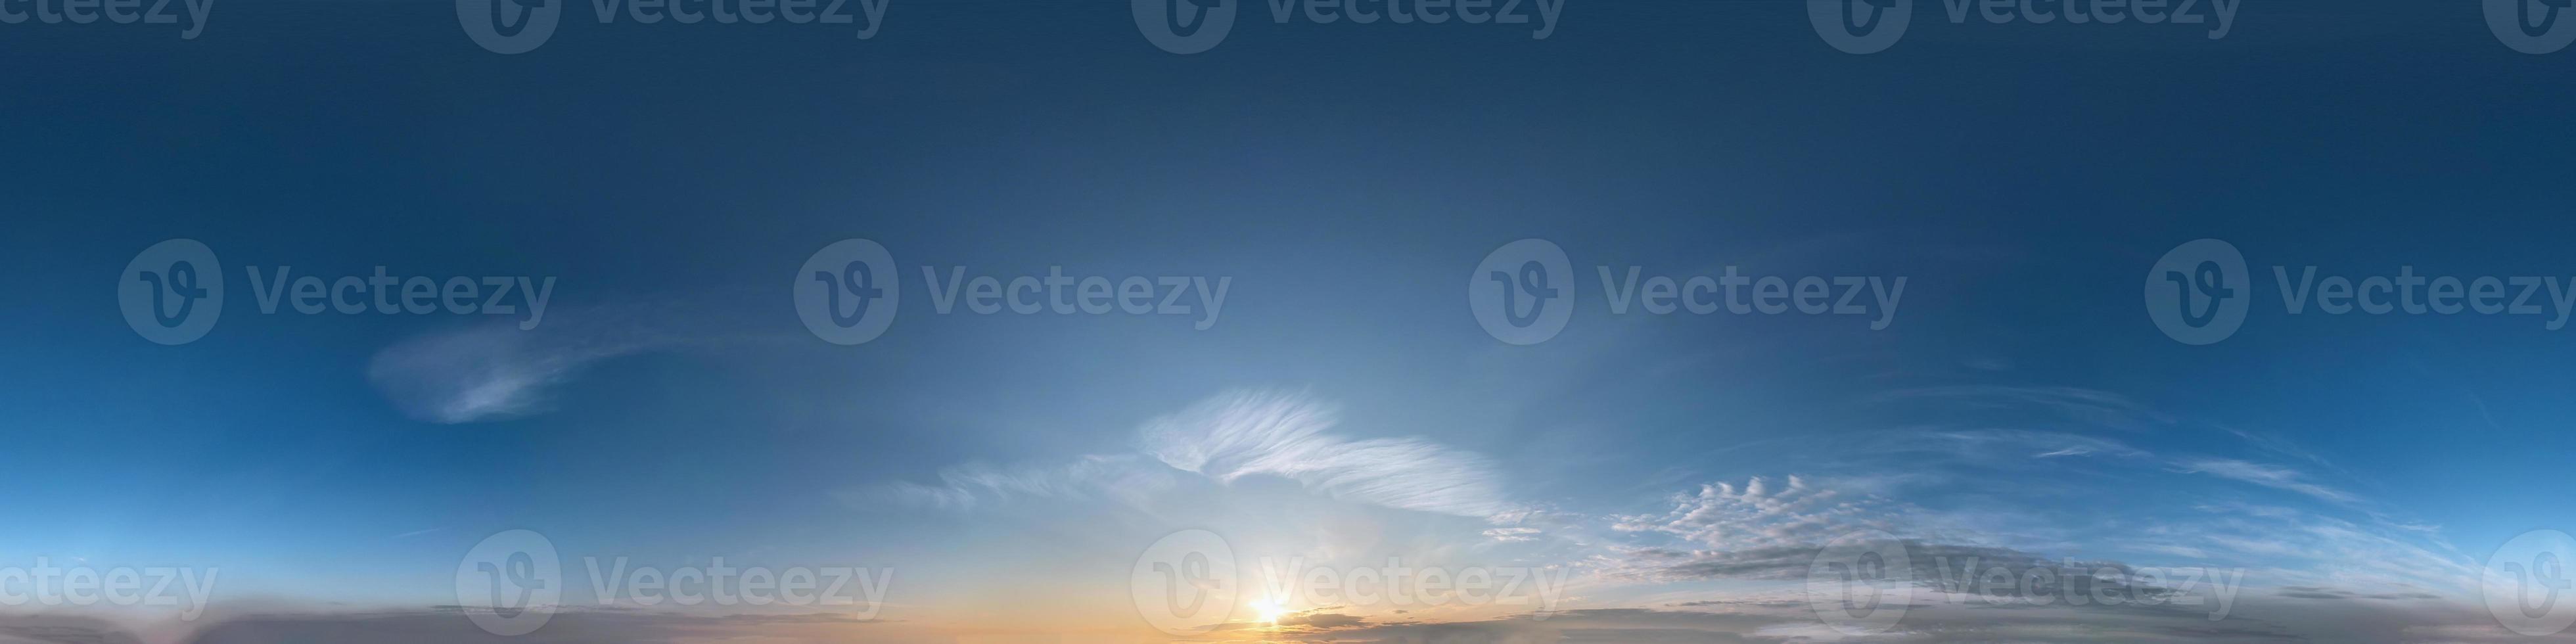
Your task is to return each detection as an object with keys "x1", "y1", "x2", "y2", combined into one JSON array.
[
  {"x1": 1141, "y1": 390, "x2": 1512, "y2": 518},
  {"x1": 864, "y1": 390, "x2": 1515, "y2": 519},
  {"x1": 1924, "y1": 428, "x2": 2152, "y2": 461},
  {"x1": 1609, "y1": 476, "x2": 1891, "y2": 551},
  {"x1": 2176, "y1": 458, "x2": 2362, "y2": 505},
  {"x1": 365, "y1": 306, "x2": 708, "y2": 424},
  {"x1": 850, "y1": 455, "x2": 1178, "y2": 511},
  {"x1": 1866, "y1": 385, "x2": 2173, "y2": 428},
  {"x1": 1588, "y1": 383, "x2": 2478, "y2": 609}
]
